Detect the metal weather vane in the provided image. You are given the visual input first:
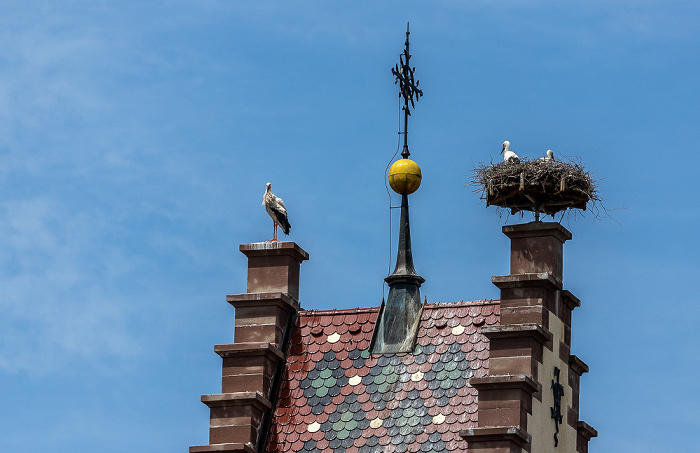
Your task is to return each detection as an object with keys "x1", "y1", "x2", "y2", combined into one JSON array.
[
  {"x1": 392, "y1": 22, "x2": 423, "y2": 158},
  {"x1": 371, "y1": 23, "x2": 425, "y2": 355}
]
